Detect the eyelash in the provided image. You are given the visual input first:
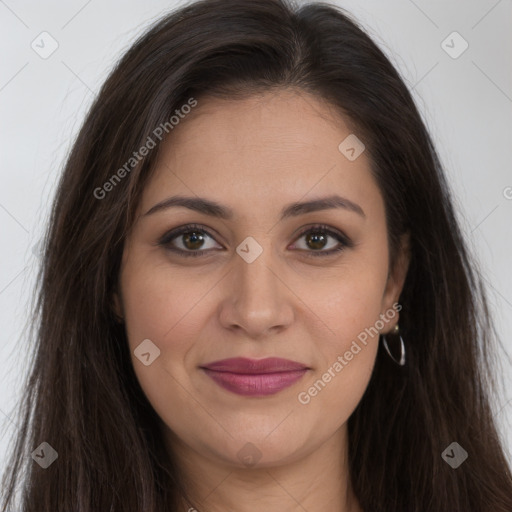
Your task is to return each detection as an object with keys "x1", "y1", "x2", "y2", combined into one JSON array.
[{"x1": 158, "y1": 223, "x2": 353, "y2": 258}]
